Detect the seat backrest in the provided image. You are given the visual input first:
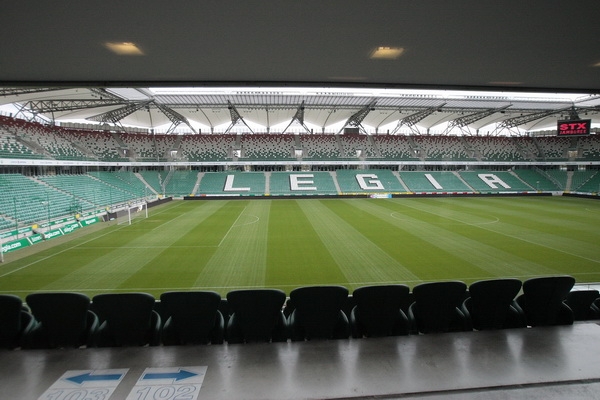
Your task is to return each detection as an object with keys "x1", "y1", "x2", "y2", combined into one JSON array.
[
  {"x1": 0, "y1": 294, "x2": 26, "y2": 348},
  {"x1": 467, "y1": 279, "x2": 522, "y2": 330},
  {"x1": 226, "y1": 289, "x2": 286, "y2": 342},
  {"x1": 160, "y1": 291, "x2": 222, "y2": 343},
  {"x1": 92, "y1": 293, "x2": 157, "y2": 346},
  {"x1": 352, "y1": 285, "x2": 410, "y2": 337},
  {"x1": 411, "y1": 281, "x2": 467, "y2": 333},
  {"x1": 26, "y1": 292, "x2": 92, "y2": 347},
  {"x1": 565, "y1": 290, "x2": 600, "y2": 320},
  {"x1": 520, "y1": 276, "x2": 575, "y2": 326},
  {"x1": 289, "y1": 286, "x2": 349, "y2": 339}
]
